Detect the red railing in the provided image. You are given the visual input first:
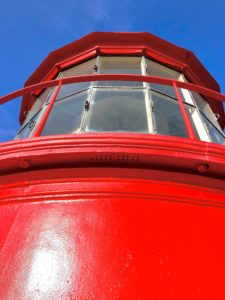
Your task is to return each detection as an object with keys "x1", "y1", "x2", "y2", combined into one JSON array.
[{"x1": 0, "y1": 74, "x2": 225, "y2": 139}]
